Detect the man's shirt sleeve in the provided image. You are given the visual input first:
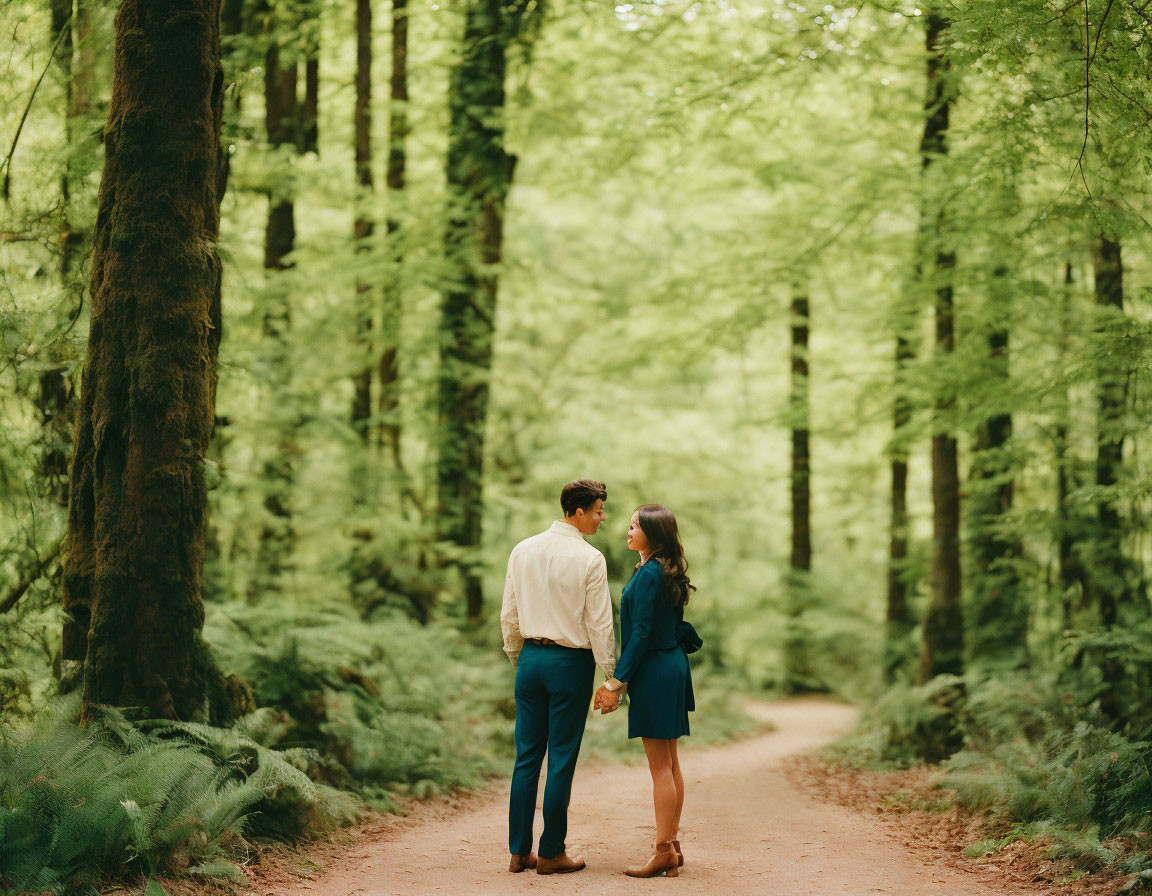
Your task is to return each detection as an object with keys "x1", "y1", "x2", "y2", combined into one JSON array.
[
  {"x1": 584, "y1": 552, "x2": 617, "y2": 678},
  {"x1": 501, "y1": 551, "x2": 523, "y2": 666}
]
